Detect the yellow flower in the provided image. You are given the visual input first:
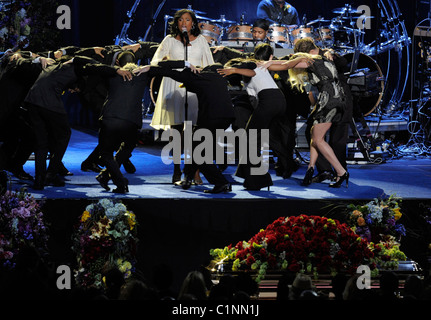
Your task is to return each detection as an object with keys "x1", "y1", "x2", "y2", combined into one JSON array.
[
  {"x1": 117, "y1": 259, "x2": 132, "y2": 275},
  {"x1": 393, "y1": 208, "x2": 402, "y2": 220},
  {"x1": 273, "y1": 73, "x2": 280, "y2": 80},
  {"x1": 81, "y1": 210, "x2": 90, "y2": 222},
  {"x1": 126, "y1": 212, "x2": 137, "y2": 230}
]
